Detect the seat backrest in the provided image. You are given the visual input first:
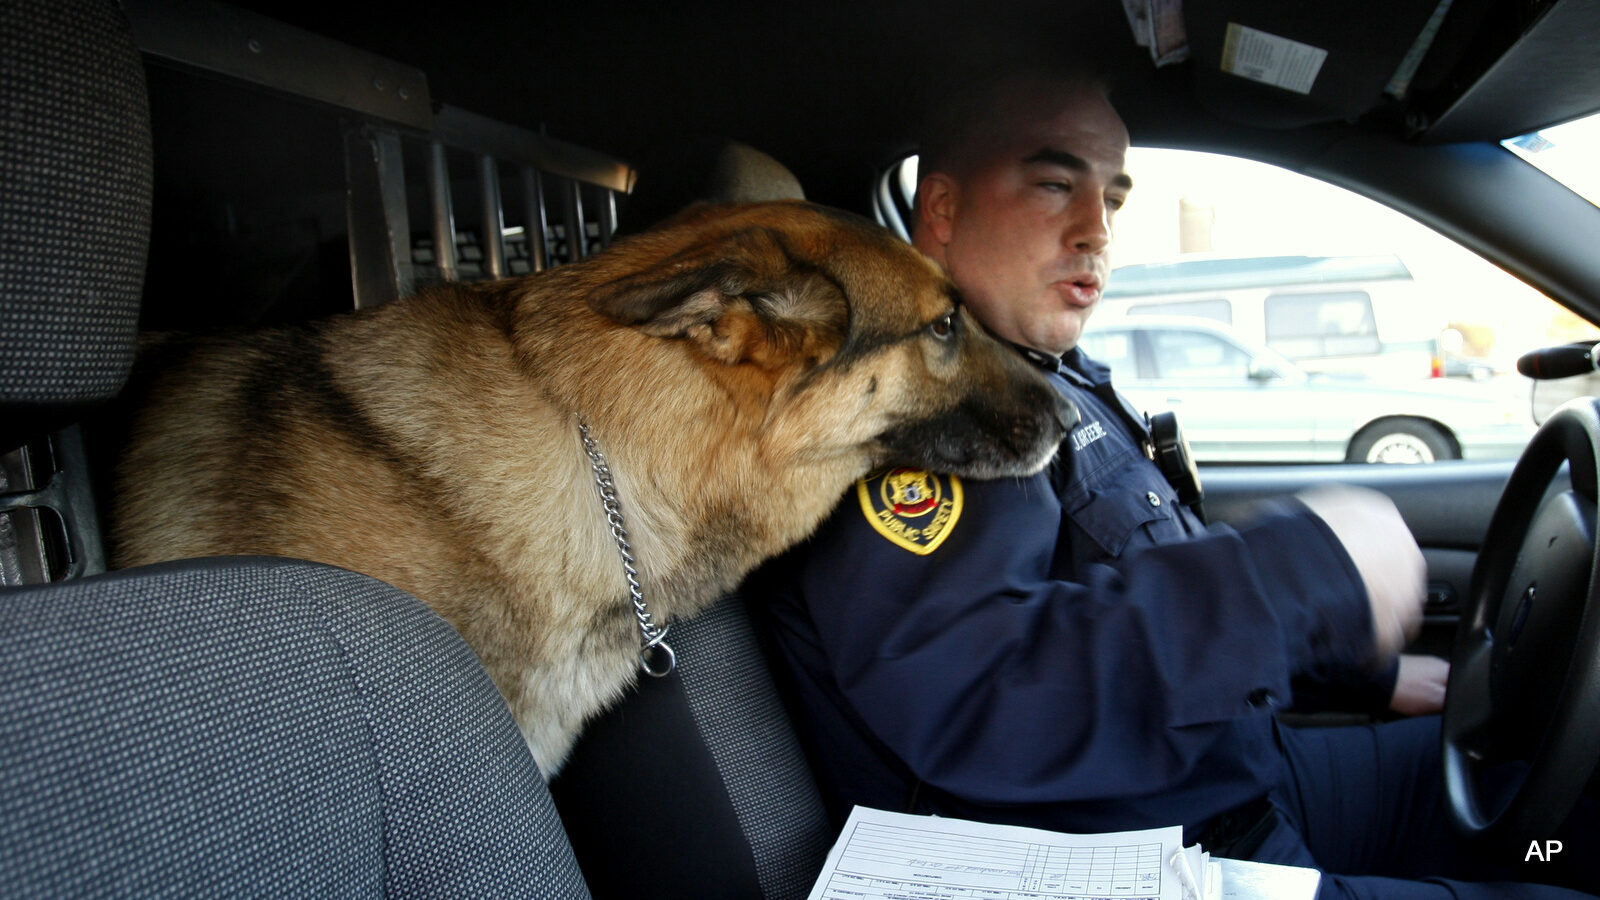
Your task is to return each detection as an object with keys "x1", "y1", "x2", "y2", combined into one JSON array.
[
  {"x1": 0, "y1": 0, "x2": 148, "y2": 449},
  {"x1": 0, "y1": 558, "x2": 592, "y2": 898},
  {"x1": 3, "y1": 0, "x2": 152, "y2": 585},
  {"x1": 550, "y1": 595, "x2": 833, "y2": 900}
]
